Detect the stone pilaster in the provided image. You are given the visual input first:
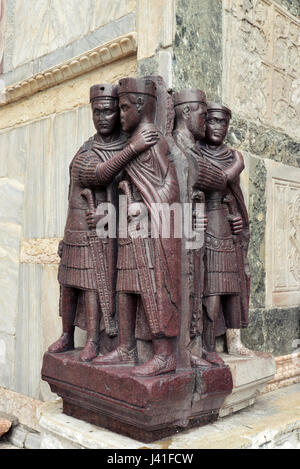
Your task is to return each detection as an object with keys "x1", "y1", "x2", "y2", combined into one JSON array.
[{"x1": 173, "y1": 0, "x2": 222, "y2": 100}]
